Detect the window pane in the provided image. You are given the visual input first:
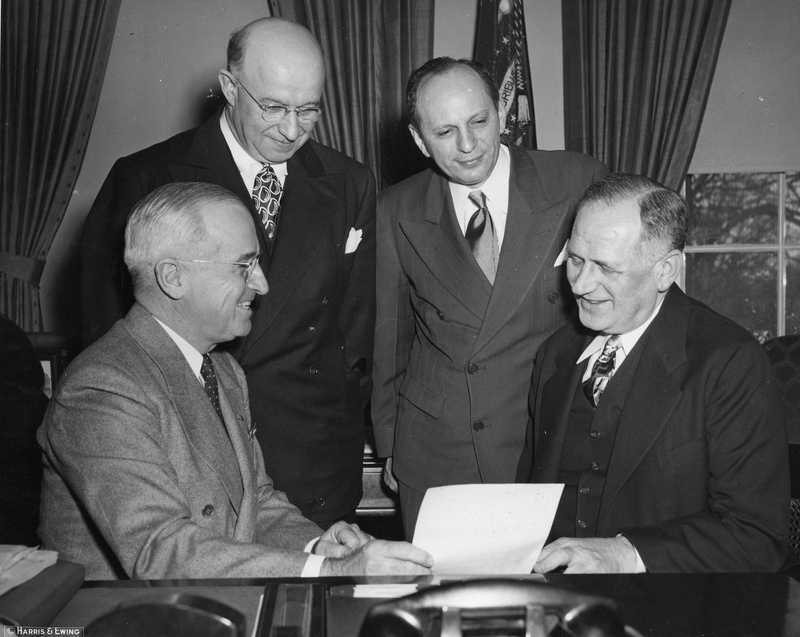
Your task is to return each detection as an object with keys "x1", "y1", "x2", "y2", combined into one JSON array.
[
  {"x1": 686, "y1": 173, "x2": 779, "y2": 245},
  {"x1": 786, "y1": 172, "x2": 800, "y2": 244},
  {"x1": 685, "y1": 252, "x2": 776, "y2": 342},
  {"x1": 786, "y1": 249, "x2": 800, "y2": 335}
]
